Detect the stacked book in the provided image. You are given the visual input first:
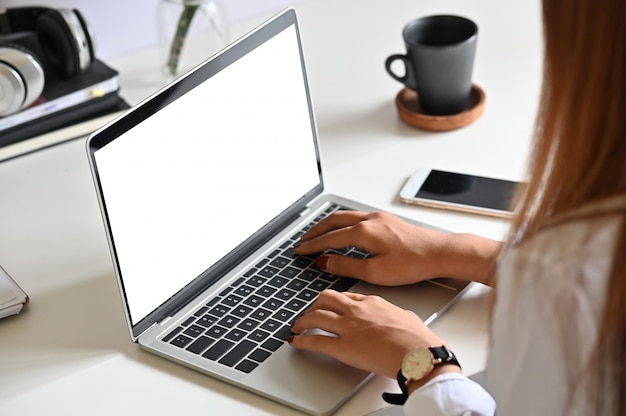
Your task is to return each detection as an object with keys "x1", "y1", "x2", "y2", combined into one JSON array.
[
  {"x1": 0, "y1": 265, "x2": 28, "y2": 320},
  {"x1": 0, "y1": 58, "x2": 129, "y2": 149}
]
